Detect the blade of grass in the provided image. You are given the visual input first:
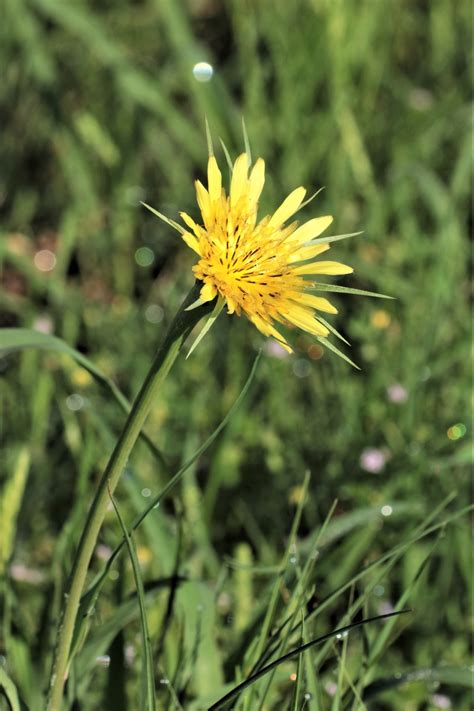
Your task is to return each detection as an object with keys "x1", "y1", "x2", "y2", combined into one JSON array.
[
  {"x1": 254, "y1": 500, "x2": 338, "y2": 681},
  {"x1": 291, "y1": 613, "x2": 304, "y2": 711},
  {"x1": 0, "y1": 328, "x2": 166, "y2": 467},
  {"x1": 369, "y1": 543, "x2": 438, "y2": 667},
  {"x1": 0, "y1": 448, "x2": 30, "y2": 576},
  {"x1": 247, "y1": 472, "x2": 311, "y2": 709},
  {"x1": 315, "y1": 336, "x2": 359, "y2": 369},
  {"x1": 250, "y1": 495, "x2": 466, "y2": 679},
  {"x1": 0, "y1": 667, "x2": 23, "y2": 711},
  {"x1": 47, "y1": 284, "x2": 213, "y2": 710},
  {"x1": 208, "y1": 610, "x2": 411, "y2": 711},
  {"x1": 306, "y1": 230, "x2": 363, "y2": 247},
  {"x1": 73, "y1": 353, "x2": 261, "y2": 654},
  {"x1": 108, "y1": 486, "x2": 156, "y2": 711},
  {"x1": 308, "y1": 284, "x2": 394, "y2": 298},
  {"x1": 362, "y1": 666, "x2": 473, "y2": 700},
  {"x1": 309, "y1": 502, "x2": 471, "y2": 628},
  {"x1": 75, "y1": 578, "x2": 181, "y2": 684},
  {"x1": 250, "y1": 471, "x2": 310, "y2": 669}
]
